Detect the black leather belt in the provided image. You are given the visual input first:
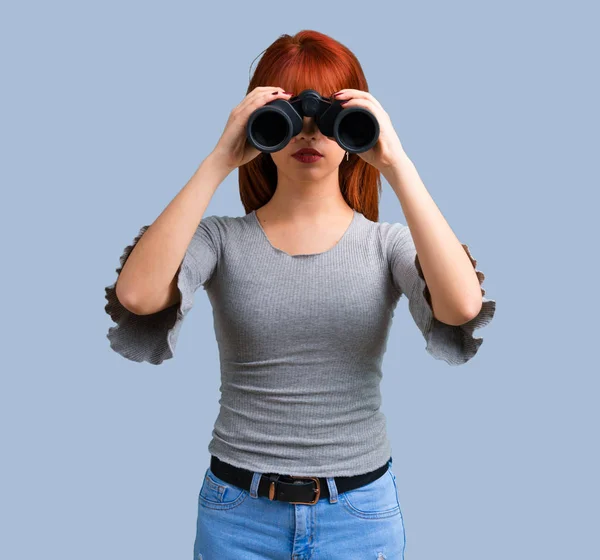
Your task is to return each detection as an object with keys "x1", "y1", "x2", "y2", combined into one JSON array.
[{"x1": 210, "y1": 455, "x2": 391, "y2": 505}]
